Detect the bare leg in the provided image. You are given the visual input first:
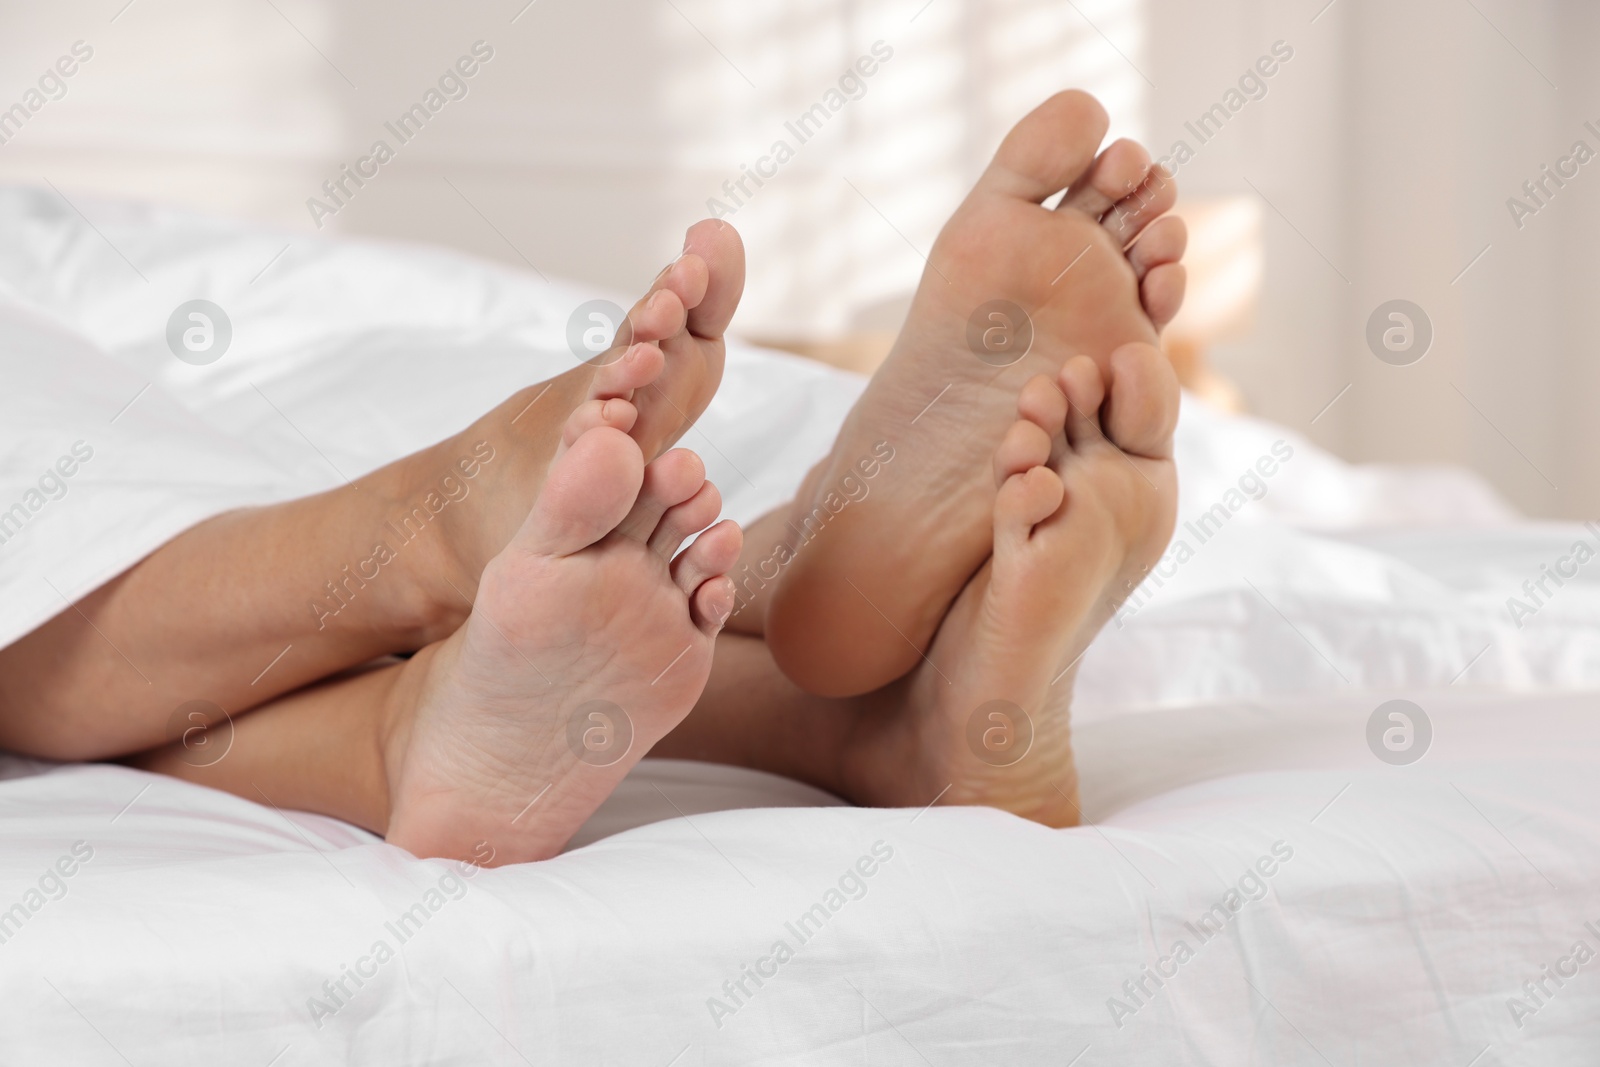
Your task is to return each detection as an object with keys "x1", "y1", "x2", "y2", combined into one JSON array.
[
  {"x1": 134, "y1": 658, "x2": 405, "y2": 836},
  {"x1": 0, "y1": 463, "x2": 480, "y2": 763},
  {"x1": 0, "y1": 367, "x2": 578, "y2": 761},
  {"x1": 133, "y1": 634, "x2": 834, "y2": 842},
  {"x1": 128, "y1": 506, "x2": 860, "y2": 841},
  {"x1": 119, "y1": 507, "x2": 856, "y2": 845},
  {"x1": 718, "y1": 508, "x2": 793, "y2": 637},
  {"x1": 138, "y1": 332, "x2": 1184, "y2": 842},
  {"x1": 649, "y1": 633, "x2": 859, "y2": 794},
  {"x1": 0, "y1": 221, "x2": 745, "y2": 762},
  {"x1": 144, "y1": 409, "x2": 745, "y2": 865}
]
